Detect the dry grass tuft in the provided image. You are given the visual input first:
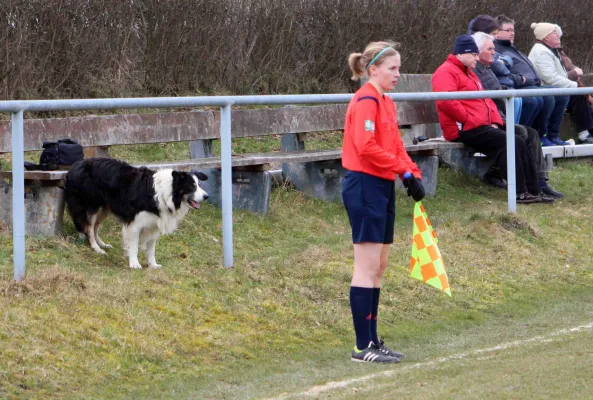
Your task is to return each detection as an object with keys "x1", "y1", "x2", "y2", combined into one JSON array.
[
  {"x1": 497, "y1": 213, "x2": 541, "y2": 238},
  {"x1": 1, "y1": 266, "x2": 86, "y2": 297}
]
